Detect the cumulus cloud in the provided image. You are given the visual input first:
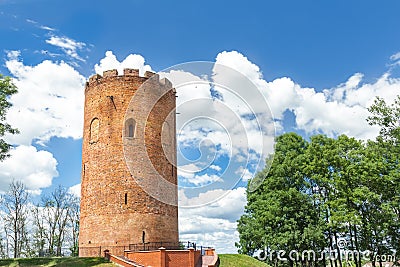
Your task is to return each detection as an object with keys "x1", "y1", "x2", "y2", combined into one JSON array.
[
  {"x1": 94, "y1": 51, "x2": 152, "y2": 76},
  {"x1": 209, "y1": 165, "x2": 221, "y2": 171},
  {"x1": 179, "y1": 187, "x2": 246, "y2": 253},
  {"x1": 179, "y1": 163, "x2": 223, "y2": 186},
  {"x1": 158, "y1": 60, "x2": 275, "y2": 194},
  {"x1": 68, "y1": 183, "x2": 81, "y2": 198},
  {"x1": 215, "y1": 50, "x2": 398, "y2": 141},
  {"x1": 235, "y1": 166, "x2": 253, "y2": 182},
  {"x1": 0, "y1": 145, "x2": 58, "y2": 193},
  {"x1": 4, "y1": 50, "x2": 86, "y2": 145},
  {"x1": 179, "y1": 173, "x2": 222, "y2": 186},
  {"x1": 290, "y1": 72, "x2": 400, "y2": 139},
  {"x1": 215, "y1": 51, "x2": 263, "y2": 82},
  {"x1": 0, "y1": 50, "x2": 85, "y2": 193}
]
